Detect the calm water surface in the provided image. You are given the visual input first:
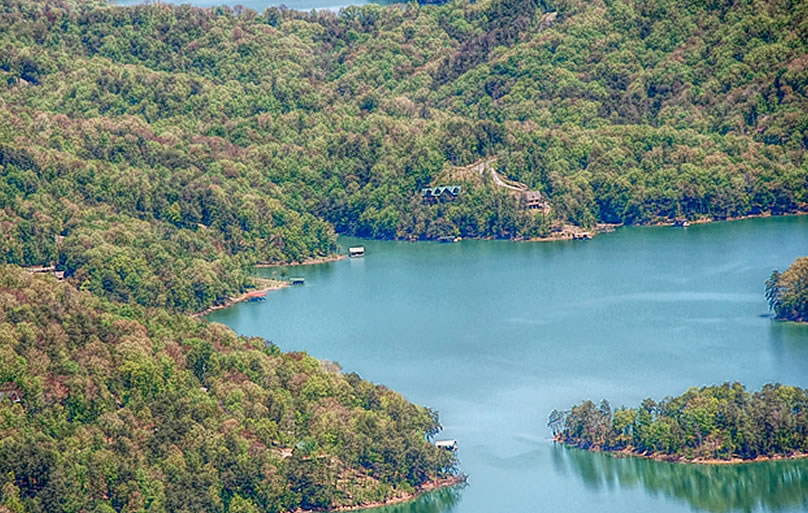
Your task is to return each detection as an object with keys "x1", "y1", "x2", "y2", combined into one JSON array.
[{"x1": 209, "y1": 216, "x2": 808, "y2": 513}]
